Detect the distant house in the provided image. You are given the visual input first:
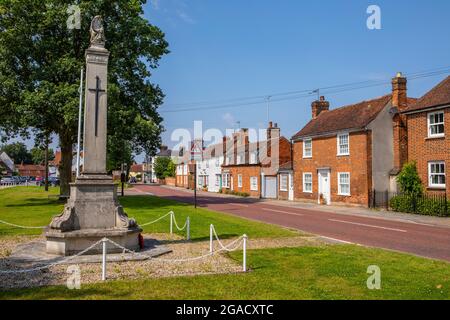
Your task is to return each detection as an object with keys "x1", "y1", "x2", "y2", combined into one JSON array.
[
  {"x1": 0, "y1": 152, "x2": 15, "y2": 175},
  {"x1": 196, "y1": 139, "x2": 228, "y2": 193},
  {"x1": 403, "y1": 76, "x2": 449, "y2": 196},
  {"x1": 49, "y1": 150, "x2": 62, "y2": 177},
  {"x1": 149, "y1": 146, "x2": 173, "y2": 183},
  {"x1": 291, "y1": 73, "x2": 417, "y2": 207},
  {"x1": 277, "y1": 161, "x2": 294, "y2": 201},
  {"x1": 221, "y1": 123, "x2": 292, "y2": 198},
  {"x1": 175, "y1": 142, "x2": 202, "y2": 189},
  {"x1": 16, "y1": 164, "x2": 46, "y2": 177},
  {"x1": 129, "y1": 164, "x2": 145, "y2": 182}
]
